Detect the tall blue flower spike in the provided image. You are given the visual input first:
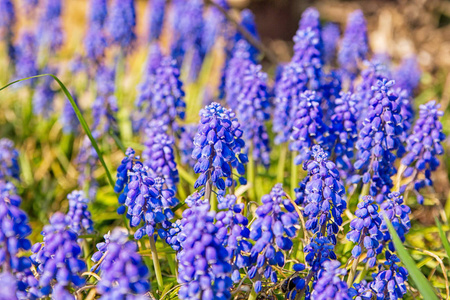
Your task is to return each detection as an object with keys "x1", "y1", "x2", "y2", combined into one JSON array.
[
  {"x1": 394, "y1": 56, "x2": 421, "y2": 96},
  {"x1": 147, "y1": 0, "x2": 166, "y2": 42},
  {"x1": 352, "y1": 79, "x2": 404, "y2": 203},
  {"x1": 300, "y1": 145, "x2": 346, "y2": 244},
  {"x1": 60, "y1": 90, "x2": 79, "y2": 134},
  {"x1": 0, "y1": 139, "x2": 20, "y2": 181},
  {"x1": 273, "y1": 8, "x2": 323, "y2": 145},
  {"x1": 33, "y1": 67, "x2": 57, "y2": 118},
  {"x1": 192, "y1": 102, "x2": 247, "y2": 196},
  {"x1": 338, "y1": 9, "x2": 369, "y2": 79},
  {"x1": 400, "y1": 100, "x2": 445, "y2": 204},
  {"x1": 0, "y1": 0, "x2": 16, "y2": 62},
  {"x1": 114, "y1": 148, "x2": 179, "y2": 240},
  {"x1": 37, "y1": 0, "x2": 64, "y2": 53},
  {"x1": 322, "y1": 23, "x2": 340, "y2": 65},
  {"x1": 66, "y1": 190, "x2": 94, "y2": 235},
  {"x1": 107, "y1": 0, "x2": 136, "y2": 51},
  {"x1": 142, "y1": 120, "x2": 179, "y2": 191},
  {"x1": 15, "y1": 31, "x2": 38, "y2": 84},
  {"x1": 84, "y1": 0, "x2": 108, "y2": 66},
  {"x1": 92, "y1": 228, "x2": 151, "y2": 298},
  {"x1": 310, "y1": 261, "x2": 350, "y2": 300},
  {"x1": 290, "y1": 91, "x2": 330, "y2": 165},
  {"x1": 31, "y1": 212, "x2": 86, "y2": 299},
  {"x1": 177, "y1": 201, "x2": 233, "y2": 300},
  {"x1": 248, "y1": 184, "x2": 299, "y2": 292},
  {"x1": 329, "y1": 92, "x2": 358, "y2": 179}
]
